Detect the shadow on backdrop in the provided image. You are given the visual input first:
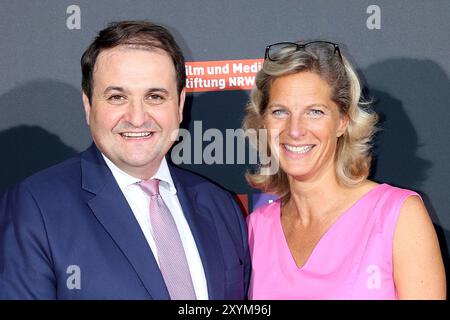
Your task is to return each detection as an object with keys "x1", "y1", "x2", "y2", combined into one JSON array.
[
  {"x1": 368, "y1": 90, "x2": 432, "y2": 187},
  {"x1": 0, "y1": 126, "x2": 77, "y2": 193},
  {"x1": 363, "y1": 58, "x2": 450, "y2": 289},
  {"x1": 0, "y1": 79, "x2": 90, "y2": 193}
]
